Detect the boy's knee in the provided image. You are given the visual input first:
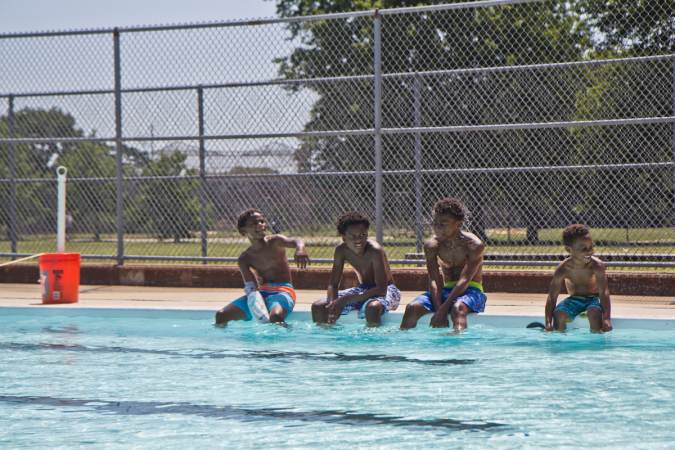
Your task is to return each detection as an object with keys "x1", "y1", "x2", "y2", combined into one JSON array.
[
  {"x1": 452, "y1": 302, "x2": 468, "y2": 315},
  {"x1": 586, "y1": 308, "x2": 601, "y2": 319},
  {"x1": 215, "y1": 310, "x2": 226, "y2": 323},
  {"x1": 312, "y1": 300, "x2": 327, "y2": 309},
  {"x1": 269, "y1": 312, "x2": 285, "y2": 323},
  {"x1": 366, "y1": 301, "x2": 384, "y2": 315},
  {"x1": 554, "y1": 310, "x2": 568, "y2": 321},
  {"x1": 404, "y1": 302, "x2": 420, "y2": 316}
]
